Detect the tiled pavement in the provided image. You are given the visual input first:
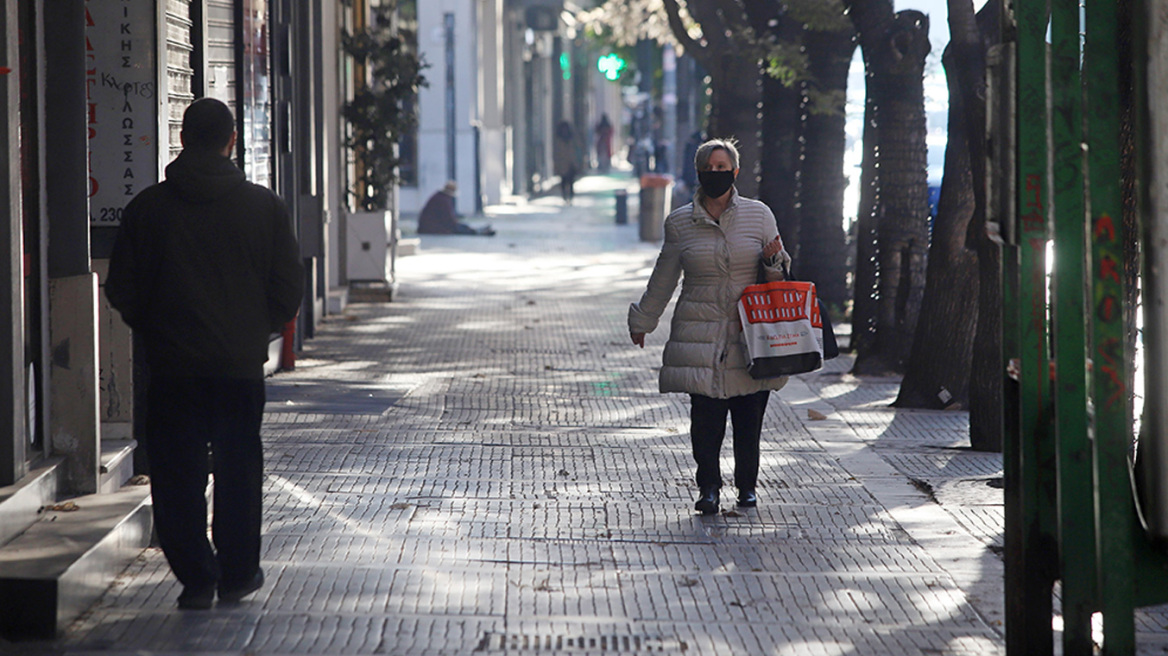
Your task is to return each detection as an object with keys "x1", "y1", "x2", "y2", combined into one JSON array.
[{"x1": 11, "y1": 175, "x2": 1168, "y2": 654}]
